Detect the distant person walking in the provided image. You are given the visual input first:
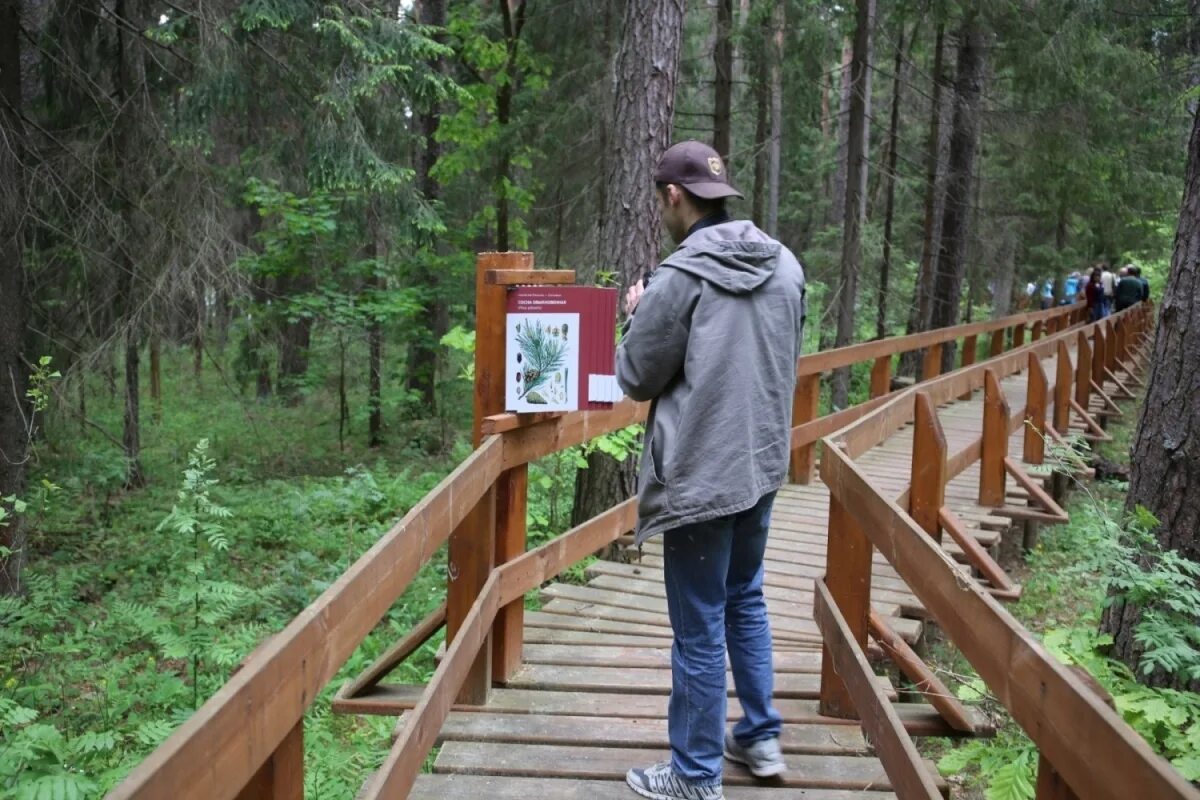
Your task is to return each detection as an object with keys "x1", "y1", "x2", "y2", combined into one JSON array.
[
  {"x1": 617, "y1": 140, "x2": 805, "y2": 800},
  {"x1": 1039, "y1": 279, "x2": 1055, "y2": 310},
  {"x1": 1060, "y1": 272, "x2": 1082, "y2": 305},
  {"x1": 1115, "y1": 265, "x2": 1145, "y2": 312},
  {"x1": 1100, "y1": 263, "x2": 1116, "y2": 317},
  {"x1": 1086, "y1": 267, "x2": 1105, "y2": 321}
]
